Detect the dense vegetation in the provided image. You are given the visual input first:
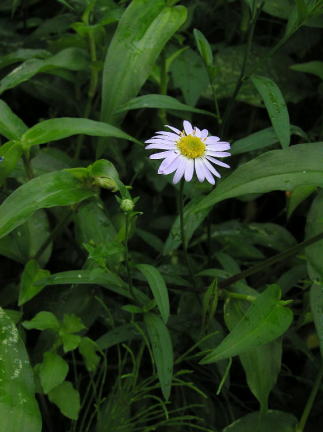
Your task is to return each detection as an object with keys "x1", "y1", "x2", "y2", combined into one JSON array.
[{"x1": 0, "y1": 0, "x2": 323, "y2": 431}]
